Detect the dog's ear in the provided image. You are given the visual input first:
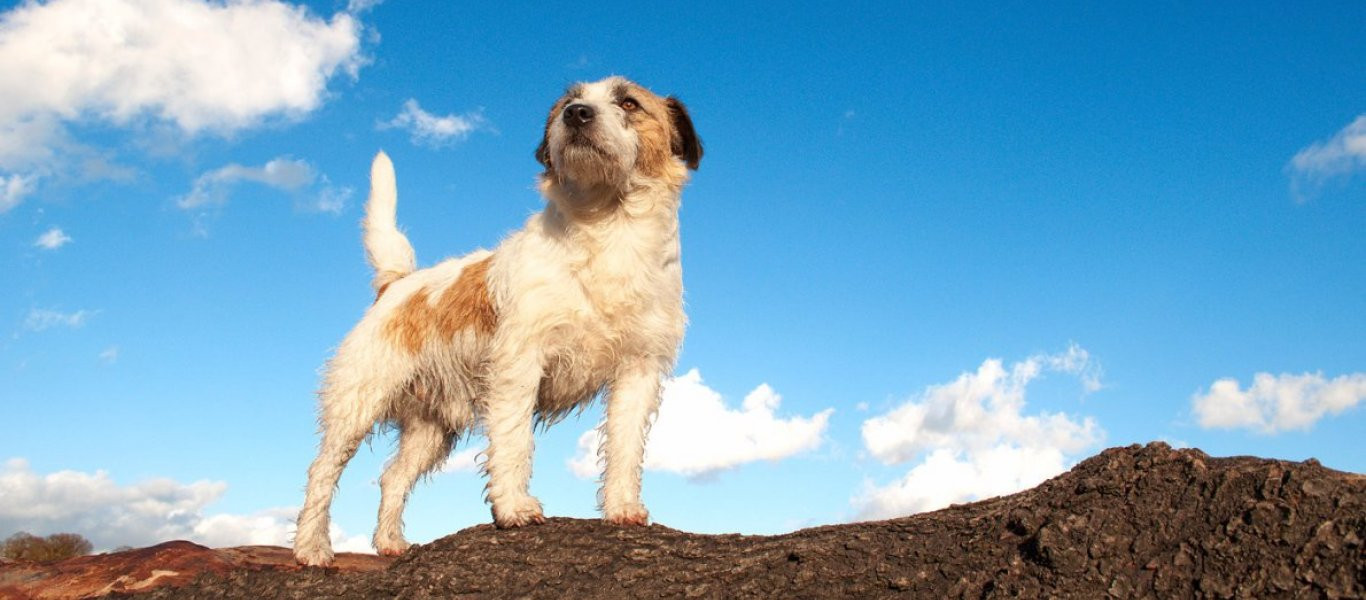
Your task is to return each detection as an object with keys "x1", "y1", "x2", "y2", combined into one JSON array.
[
  {"x1": 666, "y1": 97, "x2": 703, "y2": 170},
  {"x1": 535, "y1": 98, "x2": 564, "y2": 169},
  {"x1": 535, "y1": 115, "x2": 553, "y2": 169},
  {"x1": 535, "y1": 135, "x2": 551, "y2": 168}
]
